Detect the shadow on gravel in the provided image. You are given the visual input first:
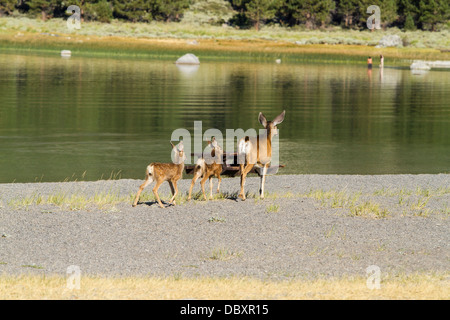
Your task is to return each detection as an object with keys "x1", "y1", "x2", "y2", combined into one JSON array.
[
  {"x1": 185, "y1": 191, "x2": 242, "y2": 202},
  {"x1": 134, "y1": 191, "x2": 252, "y2": 207},
  {"x1": 135, "y1": 201, "x2": 173, "y2": 208}
]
